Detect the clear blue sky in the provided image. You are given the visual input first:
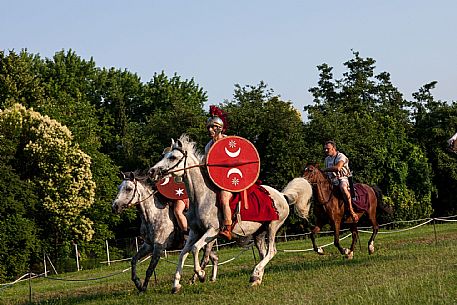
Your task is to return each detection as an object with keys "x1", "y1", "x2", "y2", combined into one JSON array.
[{"x1": 2, "y1": 1, "x2": 456, "y2": 116}]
